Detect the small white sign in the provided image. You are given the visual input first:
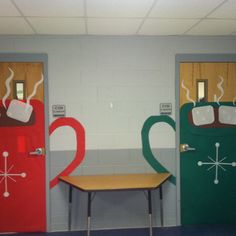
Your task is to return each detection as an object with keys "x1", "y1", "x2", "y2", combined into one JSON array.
[
  {"x1": 160, "y1": 103, "x2": 172, "y2": 115},
  {"x1": 52, "y1": 105, "x2": 66, "y2": 117}
]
